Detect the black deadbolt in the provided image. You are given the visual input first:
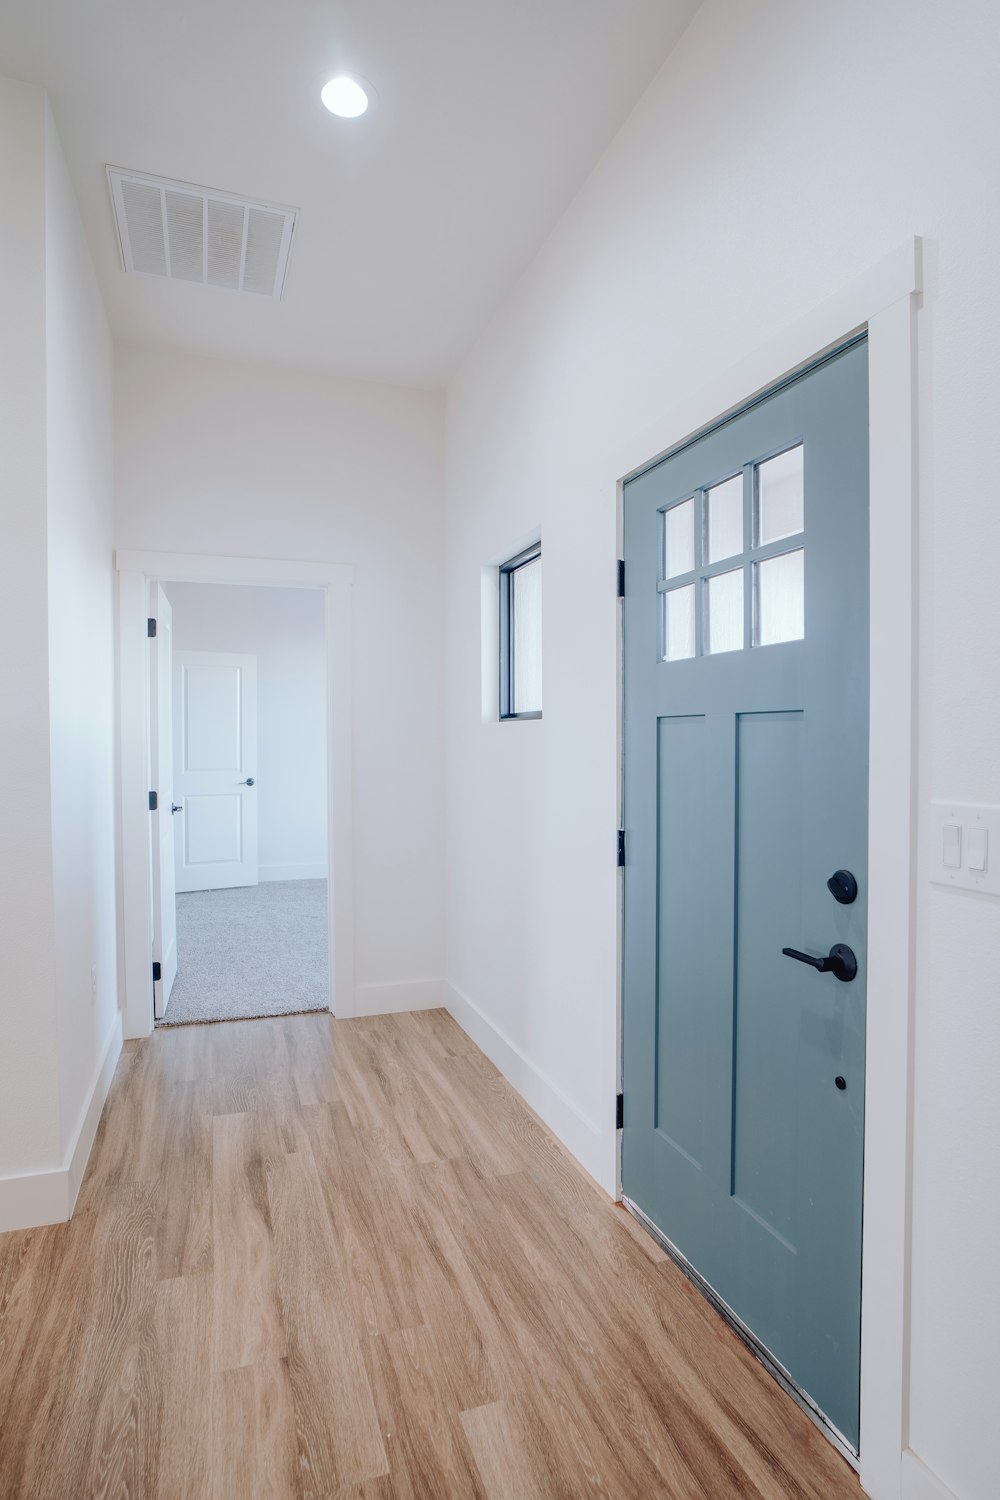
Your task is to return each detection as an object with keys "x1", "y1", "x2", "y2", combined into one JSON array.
[{"x1": 827, "y1": 869, "x2": 858, "y2": 905}]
